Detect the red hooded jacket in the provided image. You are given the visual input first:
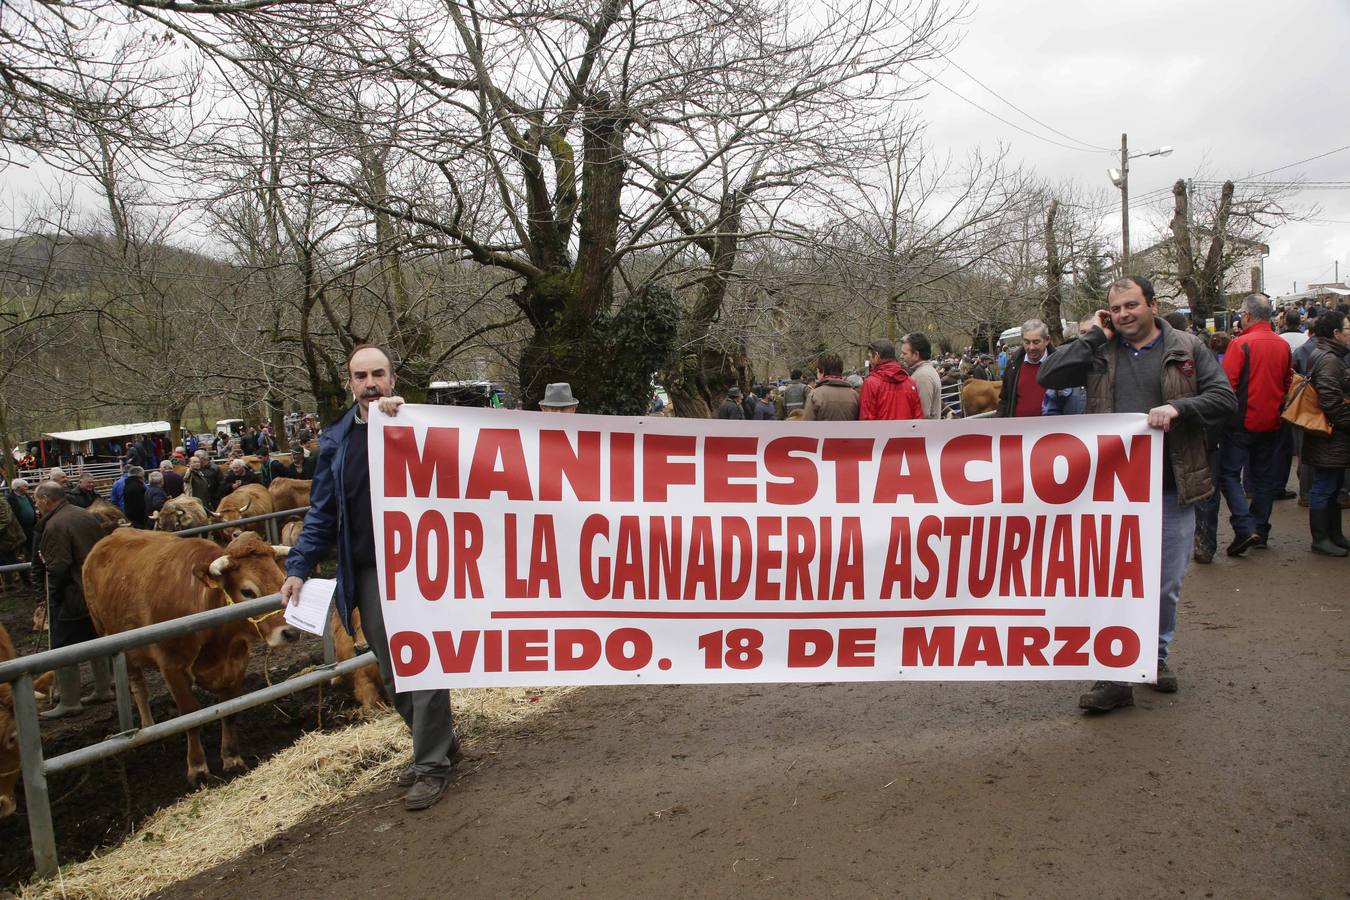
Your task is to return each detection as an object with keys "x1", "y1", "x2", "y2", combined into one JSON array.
[
  {"x1": 859, "y1": 359, "x2": 923, "y2": 420},
  {"x1": 1223, "y1": 320, "x2": 1291, "y2": 433}
]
